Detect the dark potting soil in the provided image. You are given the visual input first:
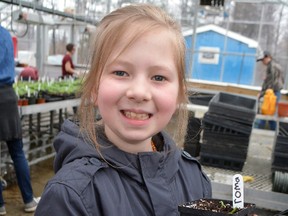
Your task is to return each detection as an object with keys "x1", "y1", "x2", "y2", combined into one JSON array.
[{"x1": 181, "y1": 199, "x2": 253, "y2": 214}]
